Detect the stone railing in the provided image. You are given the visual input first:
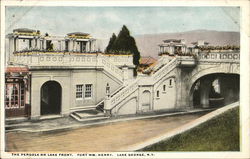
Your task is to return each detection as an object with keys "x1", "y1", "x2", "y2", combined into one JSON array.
[
  {"x1": 10, "y1": 54, "x2": 124, "y2": 82},
  {"x1": 150, "y1": 56, "x2": 169, "y2": 72},
  {"x1": 152, "y1": 58, "x2": 178, "y2": 82},
  {"x1": 108, "y1": 78, "x2": 140, "y2": 110},
  {"x1": 101, "y1": 55, "x2": 134, "y2": 67},
  {"x1": 100, "y1": 57, "x2": 123, "y2": 82},
  {"x1": 198, "y1": 52, "x2": 240, "y2": 62}
]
